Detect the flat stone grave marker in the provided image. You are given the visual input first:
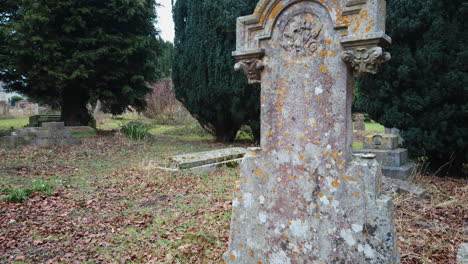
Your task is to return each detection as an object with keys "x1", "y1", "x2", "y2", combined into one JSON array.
[
  {"x1": 224, "y1": 0, "x2": 399, "y2": 263},
  {"x1": 159, "y1": 147, "x2": 247, "y2": 173}
]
